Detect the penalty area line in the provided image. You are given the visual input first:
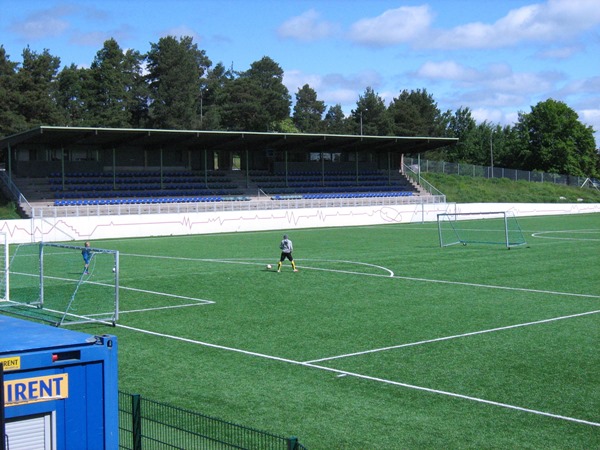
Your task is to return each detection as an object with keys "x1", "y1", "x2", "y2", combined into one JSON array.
[
  {"x1": 303, "y1": 362, "x2": 600, "y2": 428},
  {"x1": 119, "y1": 303, "x2": 211, "y2": 314},
  {"x1": 305, "y1": 309, "x2": 600, "y2": 364},
  {"x1": 116, "y1": 323, "x2": 600, "y2": 429},
  {"x1": 118, "y1": 285, "x2": 215, "y2": 304}
]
